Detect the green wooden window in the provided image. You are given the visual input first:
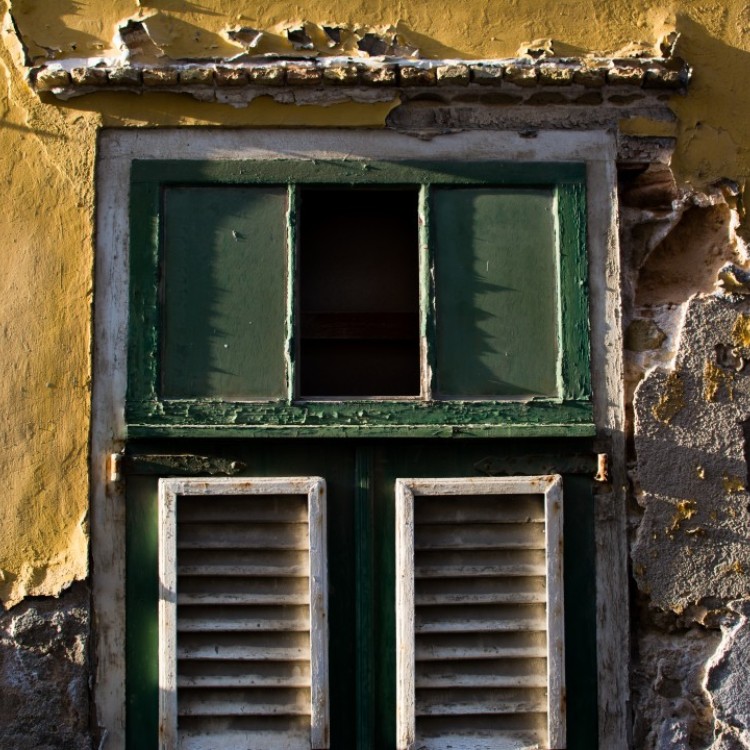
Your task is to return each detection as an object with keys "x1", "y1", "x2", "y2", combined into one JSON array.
[{"x1": 128, "y1": 161, "x2": 591, "y2": 437}]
